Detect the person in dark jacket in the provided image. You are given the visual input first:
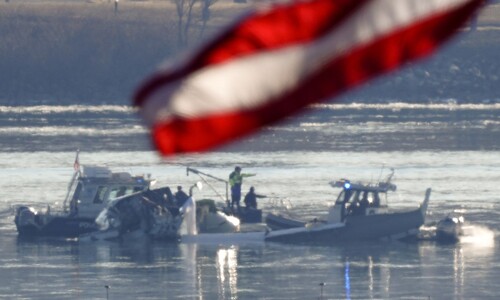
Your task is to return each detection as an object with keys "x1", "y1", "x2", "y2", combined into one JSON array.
[
  {"x1": 244, "y1": 186, "x2": 266, "y2": 209},
  {"x1": 175, "y1": 186, "x2": 189, "y2": 207}
]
